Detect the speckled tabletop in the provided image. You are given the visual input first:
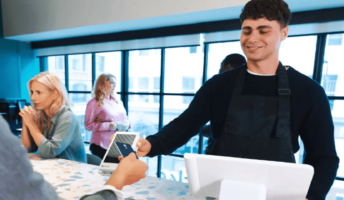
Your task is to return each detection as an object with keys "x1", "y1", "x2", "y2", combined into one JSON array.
[{"x1": 30, "y1": 157, "x2": 206, "y2": 200}]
